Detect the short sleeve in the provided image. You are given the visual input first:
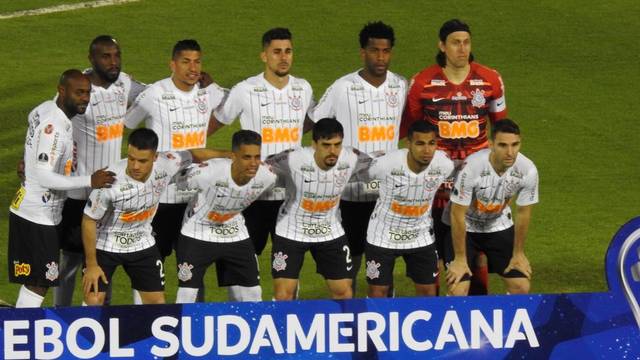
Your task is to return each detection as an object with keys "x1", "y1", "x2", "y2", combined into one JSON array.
[
  {"x1": 449, "y1": 163, "x2": 475, "y2": 206},
  {"x1": 124, "y1": 88, "x2": 153, "y2": 128},
  {"x1": 214, "y1": 83, "x2": 243, "y2": 125},
  {"x1": 84, "y1": 188, "x2": 112, "y2": 220},
  {"x1": 309, "y1": 82, "x2": 338, "y2": 122},
  {"x1": 516, "y1": 167, "x2": 539, "y2": 206}
]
